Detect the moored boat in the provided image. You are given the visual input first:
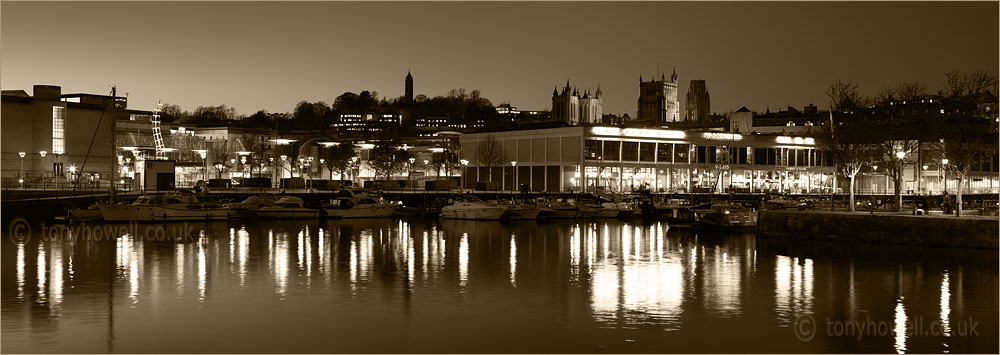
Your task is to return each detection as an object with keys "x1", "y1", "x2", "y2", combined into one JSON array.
[
  {"x1": 97, "y1": 191, "x2": 229, "y2": 221},
  {"x1": 692, "y1": 203, "x2": 757, "y2": 229},
  {"x1": 441, "y1": 195, "x2": 507, "y2": 220},
  {"x1": 254, "y1": 196, "x2": 319, "y2": 219},
  {"x1": 323, "y1": 189, "x2": 396, "y2": 218}
]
